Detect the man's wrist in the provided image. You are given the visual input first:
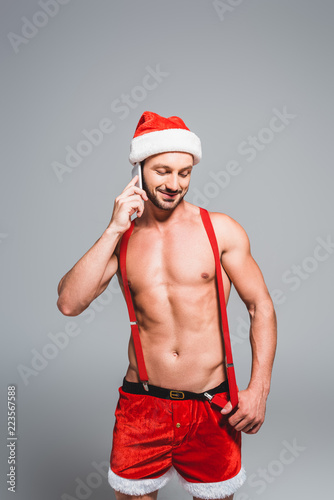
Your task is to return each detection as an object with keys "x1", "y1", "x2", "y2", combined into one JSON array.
[
  {"x1": 246, "y1": 380, "x2": 271, "y2": 398},
  {"x1": 104, "y1": 223, "x2": 124, "y2": 239}
]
